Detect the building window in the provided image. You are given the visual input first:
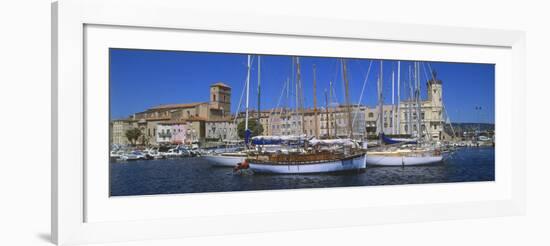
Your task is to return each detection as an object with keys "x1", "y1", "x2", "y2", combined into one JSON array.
[{"x1": 213, "y1": 94, "x2": 216, "y2": 101}]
